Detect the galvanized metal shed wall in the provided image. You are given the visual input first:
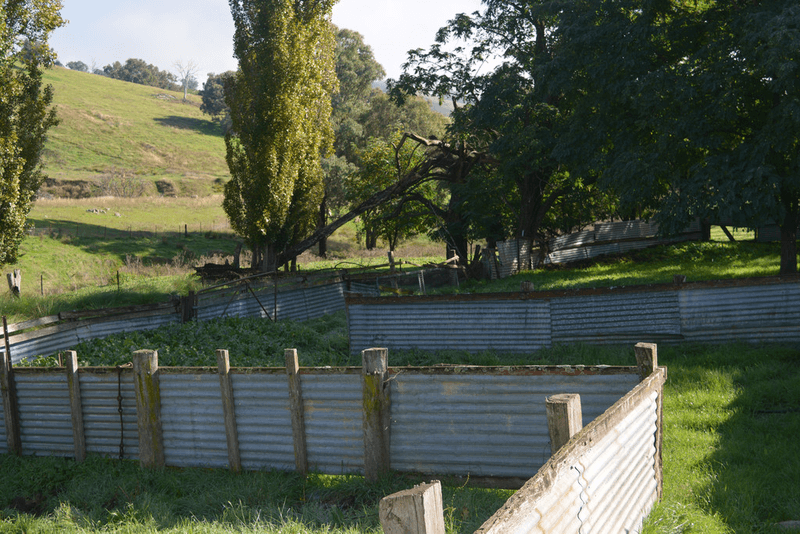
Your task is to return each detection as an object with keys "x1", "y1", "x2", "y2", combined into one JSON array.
[
  {"x1": 389, "y1": 371, "x2": 640, "y2": 478},
  {"x1": 348, "y1": 278, "x2": 800, "y2": 353},
  {"x1": 79, "y1": 370, "x2": 139, "y2": 460}
]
